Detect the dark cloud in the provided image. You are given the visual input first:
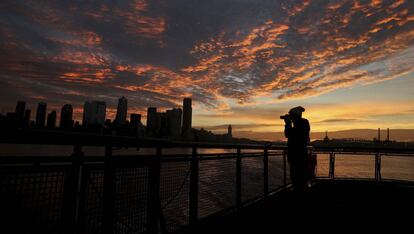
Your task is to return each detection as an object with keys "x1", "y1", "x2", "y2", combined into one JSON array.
[
  {"x1": 316, "y1": 118, "x2": 359, "y2": 123},
  {"x1": 1, "y1": 0, "x2": 414, "y2": 114}
]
